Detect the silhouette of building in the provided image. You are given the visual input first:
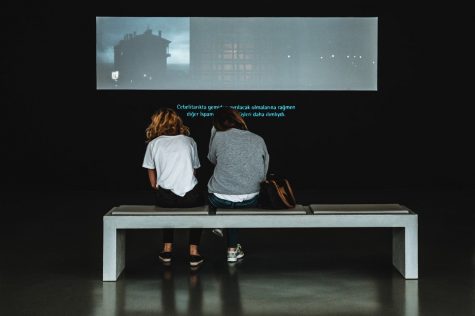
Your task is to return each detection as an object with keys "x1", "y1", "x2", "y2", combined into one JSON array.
[{"x1": 114, "y1": 29, "x2": 171, "y2": 88}]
